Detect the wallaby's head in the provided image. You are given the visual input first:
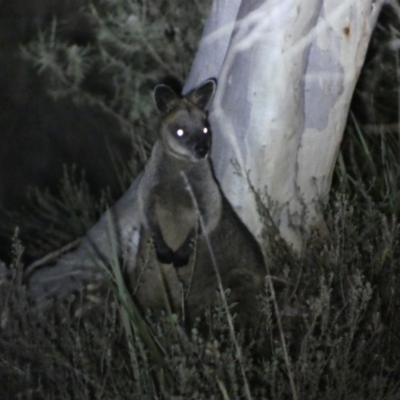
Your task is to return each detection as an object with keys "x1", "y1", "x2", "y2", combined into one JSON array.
[{"x1": 154, "y1": 79, "x2": 216, "y2": 162}]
